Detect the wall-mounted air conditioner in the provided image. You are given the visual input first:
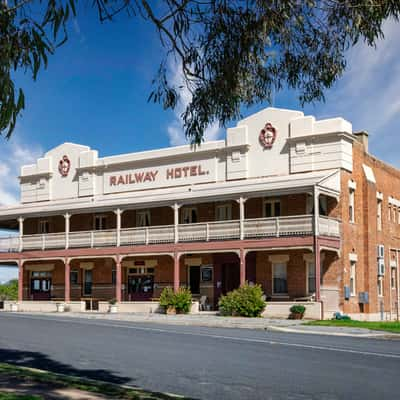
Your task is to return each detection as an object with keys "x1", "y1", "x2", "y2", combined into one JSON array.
[
  {"x1": 377, "y1": 244, "x2": 385, "y2": 259},
  {"x1": 378, "y1": 259, "x2": 385, "y2": 276}
]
